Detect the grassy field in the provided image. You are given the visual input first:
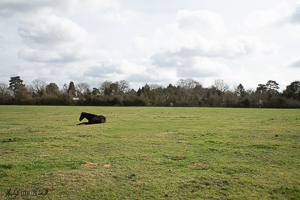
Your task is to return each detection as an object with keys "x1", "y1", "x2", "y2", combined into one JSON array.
[{"x1": 0, "y1": 106, "x2": 299, "y2": 199}]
